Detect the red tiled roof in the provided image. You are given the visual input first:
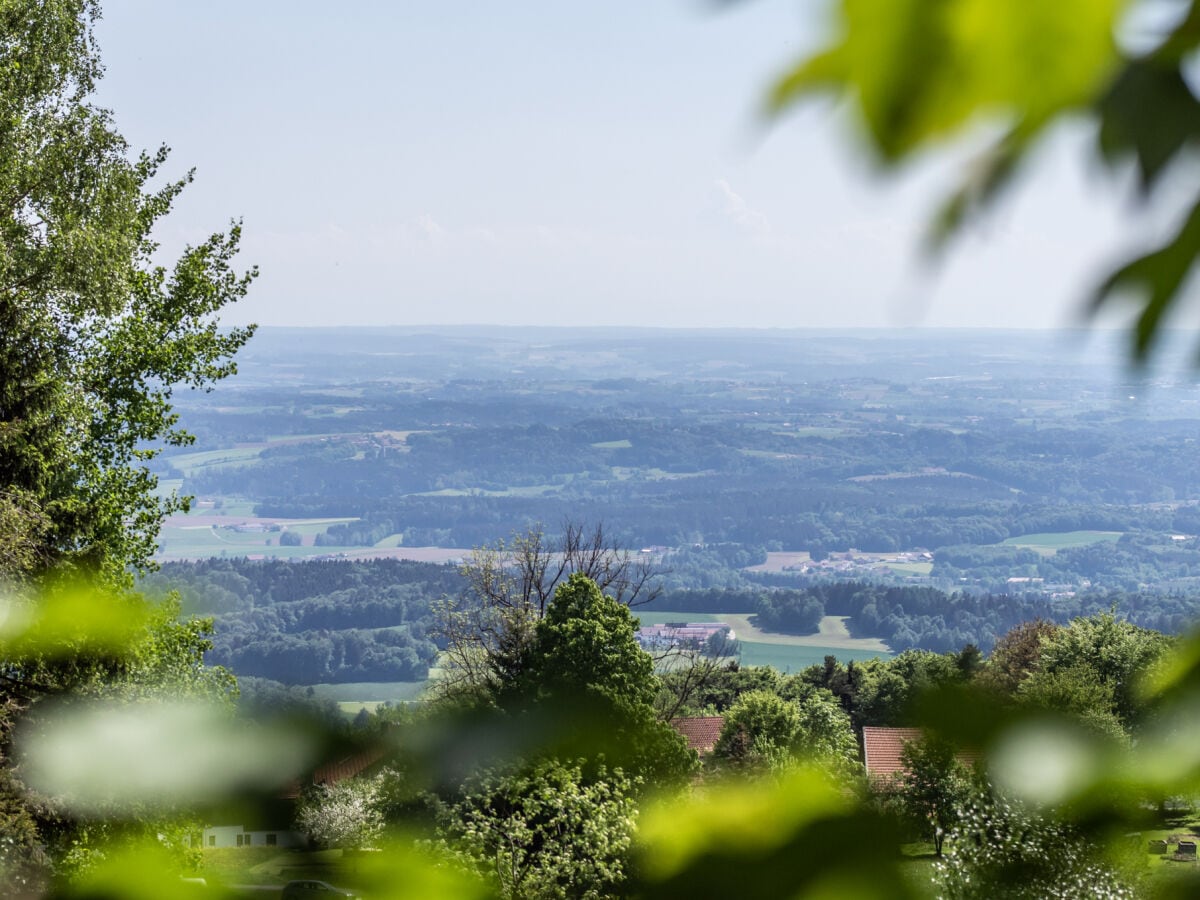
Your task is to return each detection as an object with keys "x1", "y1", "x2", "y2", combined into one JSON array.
[
  {"x1": 862, "y1": 726, "x2": 923, "y2": 781},
  {"x1": 279, "y1": 745, "x2": 386, "y2": 799},
  {"x1": 671, "y1": 716, "x2": 725, "y2": 755},
  {"x1": 862, "y1": 726, "x2": 982, "y2": 783}
]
